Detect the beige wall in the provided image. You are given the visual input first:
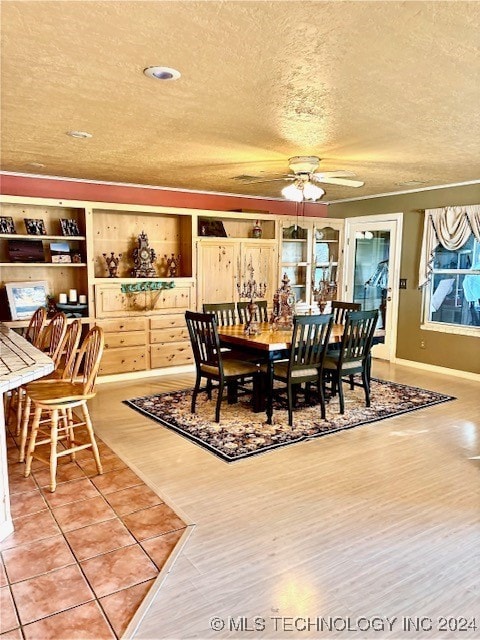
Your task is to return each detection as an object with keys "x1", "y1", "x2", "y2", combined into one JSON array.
[{"x1": 329, "y1": 184, "x2": 480, "y2": 374}]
